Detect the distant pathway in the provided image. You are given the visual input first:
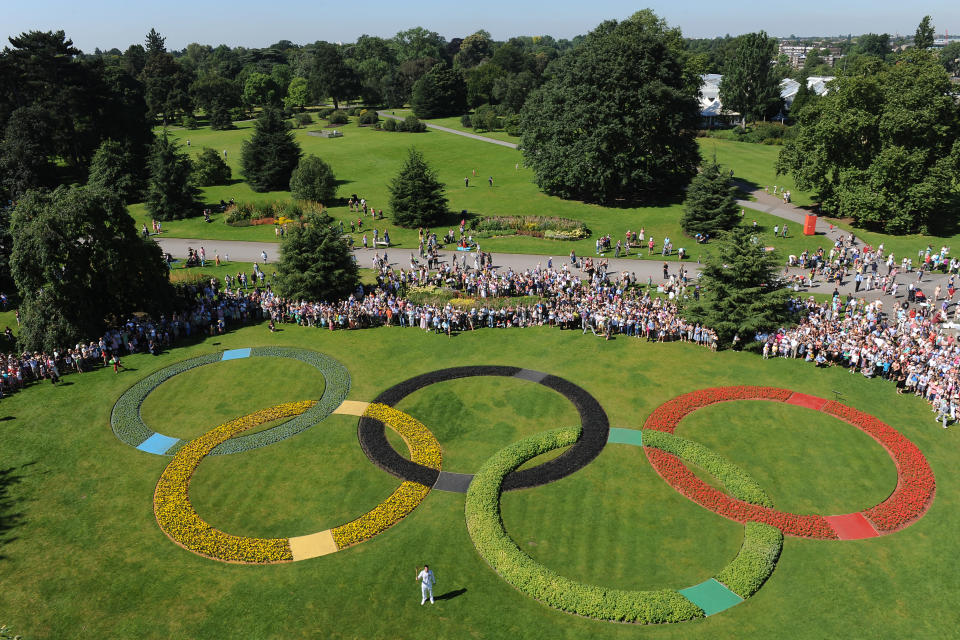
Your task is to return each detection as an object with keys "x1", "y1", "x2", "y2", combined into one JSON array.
[{"x1": 376, "y1": 111, "x2": 519, "y2": 149}]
